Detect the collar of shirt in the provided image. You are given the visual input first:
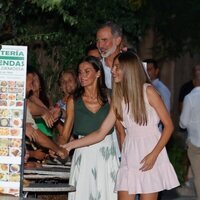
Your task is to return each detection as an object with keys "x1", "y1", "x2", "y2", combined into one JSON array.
[
  {"x1": 152, "y1": 78, "x2": 159, "y2": 85},
  {"x1": 190, "y1": 86, "x2": 200, "y2": 94}
]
